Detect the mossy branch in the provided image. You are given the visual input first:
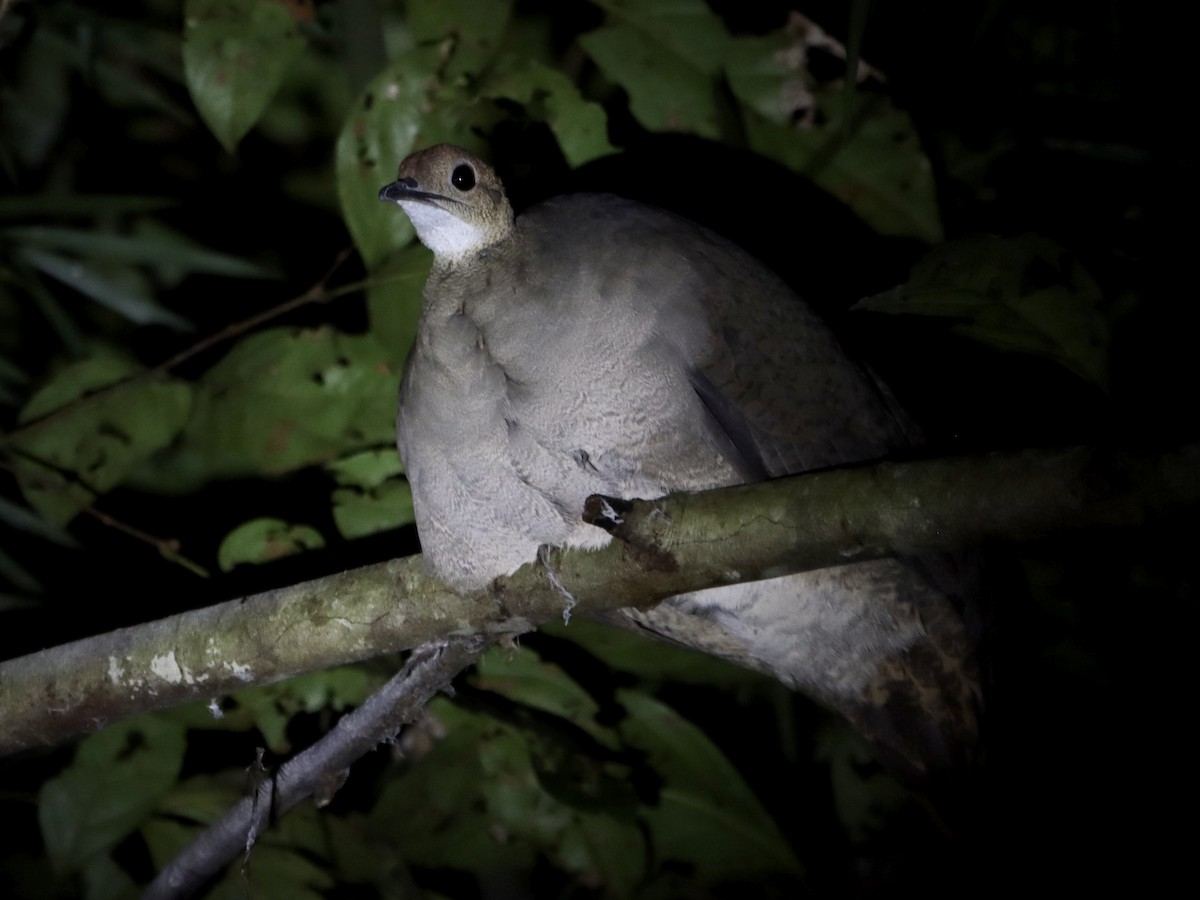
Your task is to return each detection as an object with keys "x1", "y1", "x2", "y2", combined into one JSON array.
[{"x1": 1, "y1": 443, "x2": 1196, "y2": 758}]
